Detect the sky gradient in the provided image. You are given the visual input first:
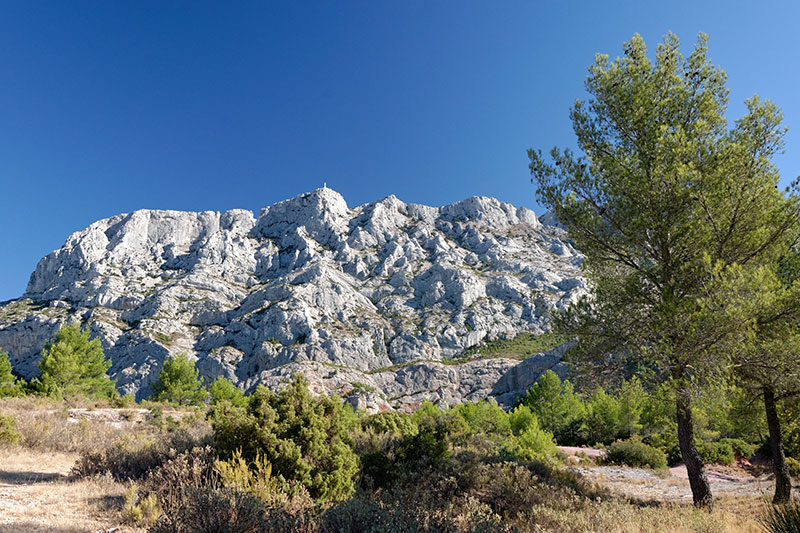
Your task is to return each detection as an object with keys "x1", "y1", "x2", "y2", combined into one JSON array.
[{"x1": 1, "y1": 1, "x2": 799, "y2": 300}]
